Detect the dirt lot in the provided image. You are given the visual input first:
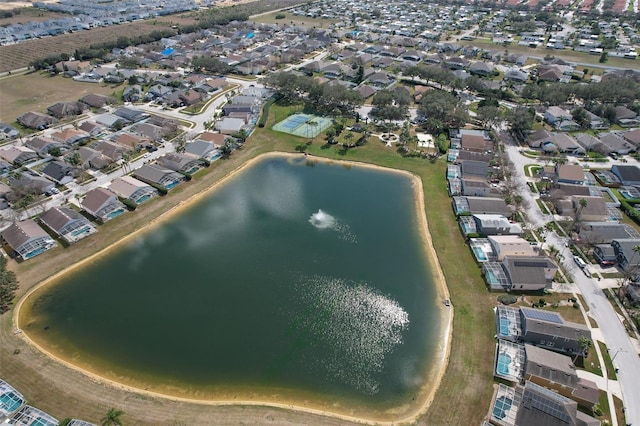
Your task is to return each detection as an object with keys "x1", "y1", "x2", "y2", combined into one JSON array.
[
  {"x1": 0, "y1": 72, "x2": 124, "y2": 124},
  {"x1": 0, "y1": 21, "x2": 182, "y2": 73}
]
